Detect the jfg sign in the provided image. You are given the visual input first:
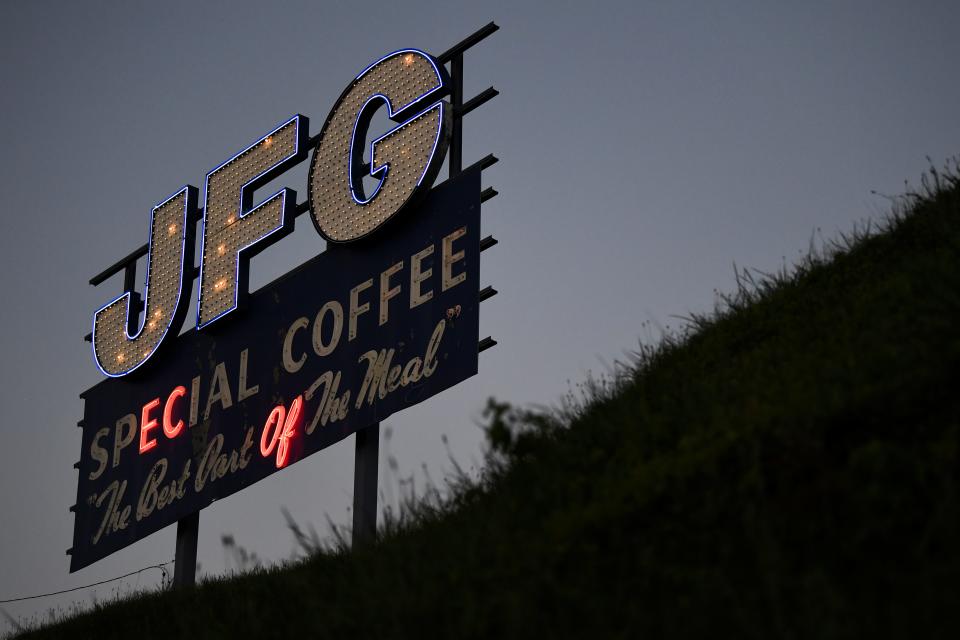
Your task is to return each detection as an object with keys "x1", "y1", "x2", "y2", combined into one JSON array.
[
  {"x1": 70, "y1": 47, "x2": 489, "y2": 572},
  {"x1": 93, "y1": 50, "x2": 451, "y2": 377}
]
